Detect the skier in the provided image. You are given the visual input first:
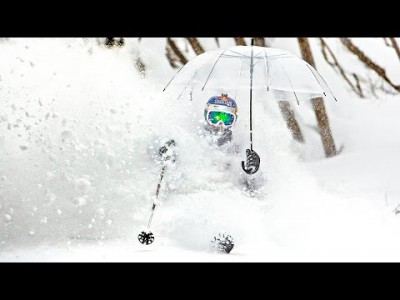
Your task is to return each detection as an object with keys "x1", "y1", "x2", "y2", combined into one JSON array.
[
  {"x1": 159, "y1": 93, "x2": 262, "y2": 193},
  {"x1": 140, "y1": 93, "x2": 264, "y2": 252}
]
